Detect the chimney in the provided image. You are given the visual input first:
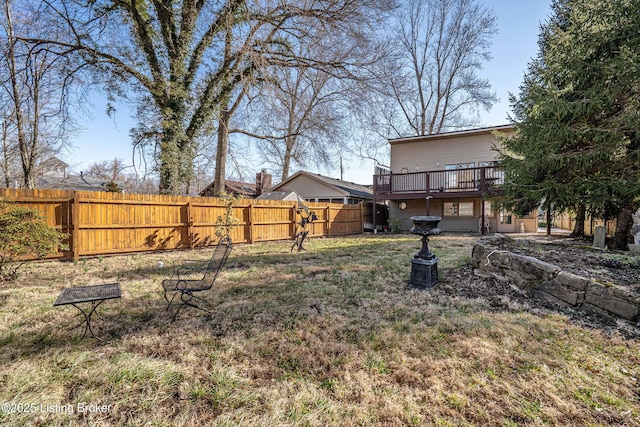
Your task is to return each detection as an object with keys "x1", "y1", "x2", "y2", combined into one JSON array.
[{"x1": 255, "y1": 169, "x2": 272, "y2": 197}]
